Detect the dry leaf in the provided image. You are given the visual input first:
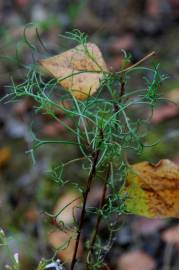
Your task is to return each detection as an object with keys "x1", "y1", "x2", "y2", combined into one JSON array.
[
  {"x1": 117, "y1": 250, "x2": 156, "y2": 270},
  {"x1": 120, "y1": 159, "x2": 179, "y2": 218},
  {"x1": 0, "y1": 147, "x2": 11, "y2": 168},
  {"x1": 39, "y1": 43, "x2": 107, "y2": 100},
  {"x1": 48, "y1": 230, "x2": 82, "y2": 263},
  {"x1": 49, "y1": 192, "x2": 82, "y2": 262},
  {"x1": 53, "y1": 191, "x2": 81, "y2": 225}
]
